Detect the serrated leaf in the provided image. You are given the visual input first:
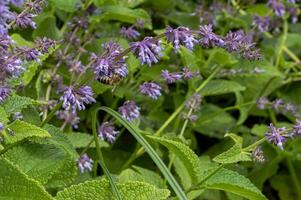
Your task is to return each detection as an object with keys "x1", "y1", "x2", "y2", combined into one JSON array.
[
  {"x1": 0, "y1": 106, "x2": 8, "y2": 124},
  {"x1": 146, "y1": 135, "x2": 202, "y2": 184},
  {"x1": 201, "y1": 80, "x2": 246, "y2": 96},
  {"x1": 3, "y1": 143, "x2": 68, "y2": 184},
  {"x1": 213, "y1": 134, "x2": 252, "y2": 164},
  {"x1": 2, "y1": 94, "x2": 35, "y2": 115},
  {"x1": 3, "y1": 120, "x2": 51, "y2": 145},
  {"x1": 0, "y1": 157, "x2": 54, "y2": 200},
  {"x1": 119, "y1": 166, "x2": 166, "y2": 189},
  {"x1": 55, "y1": 179, "x2": 170, "y2": 200},
  {"x1": 173, "y1": 155, "x2": 192, "y2": 190},
  {"x1": 202, "y1": 168, "x2": 266, "y2": 200}
]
